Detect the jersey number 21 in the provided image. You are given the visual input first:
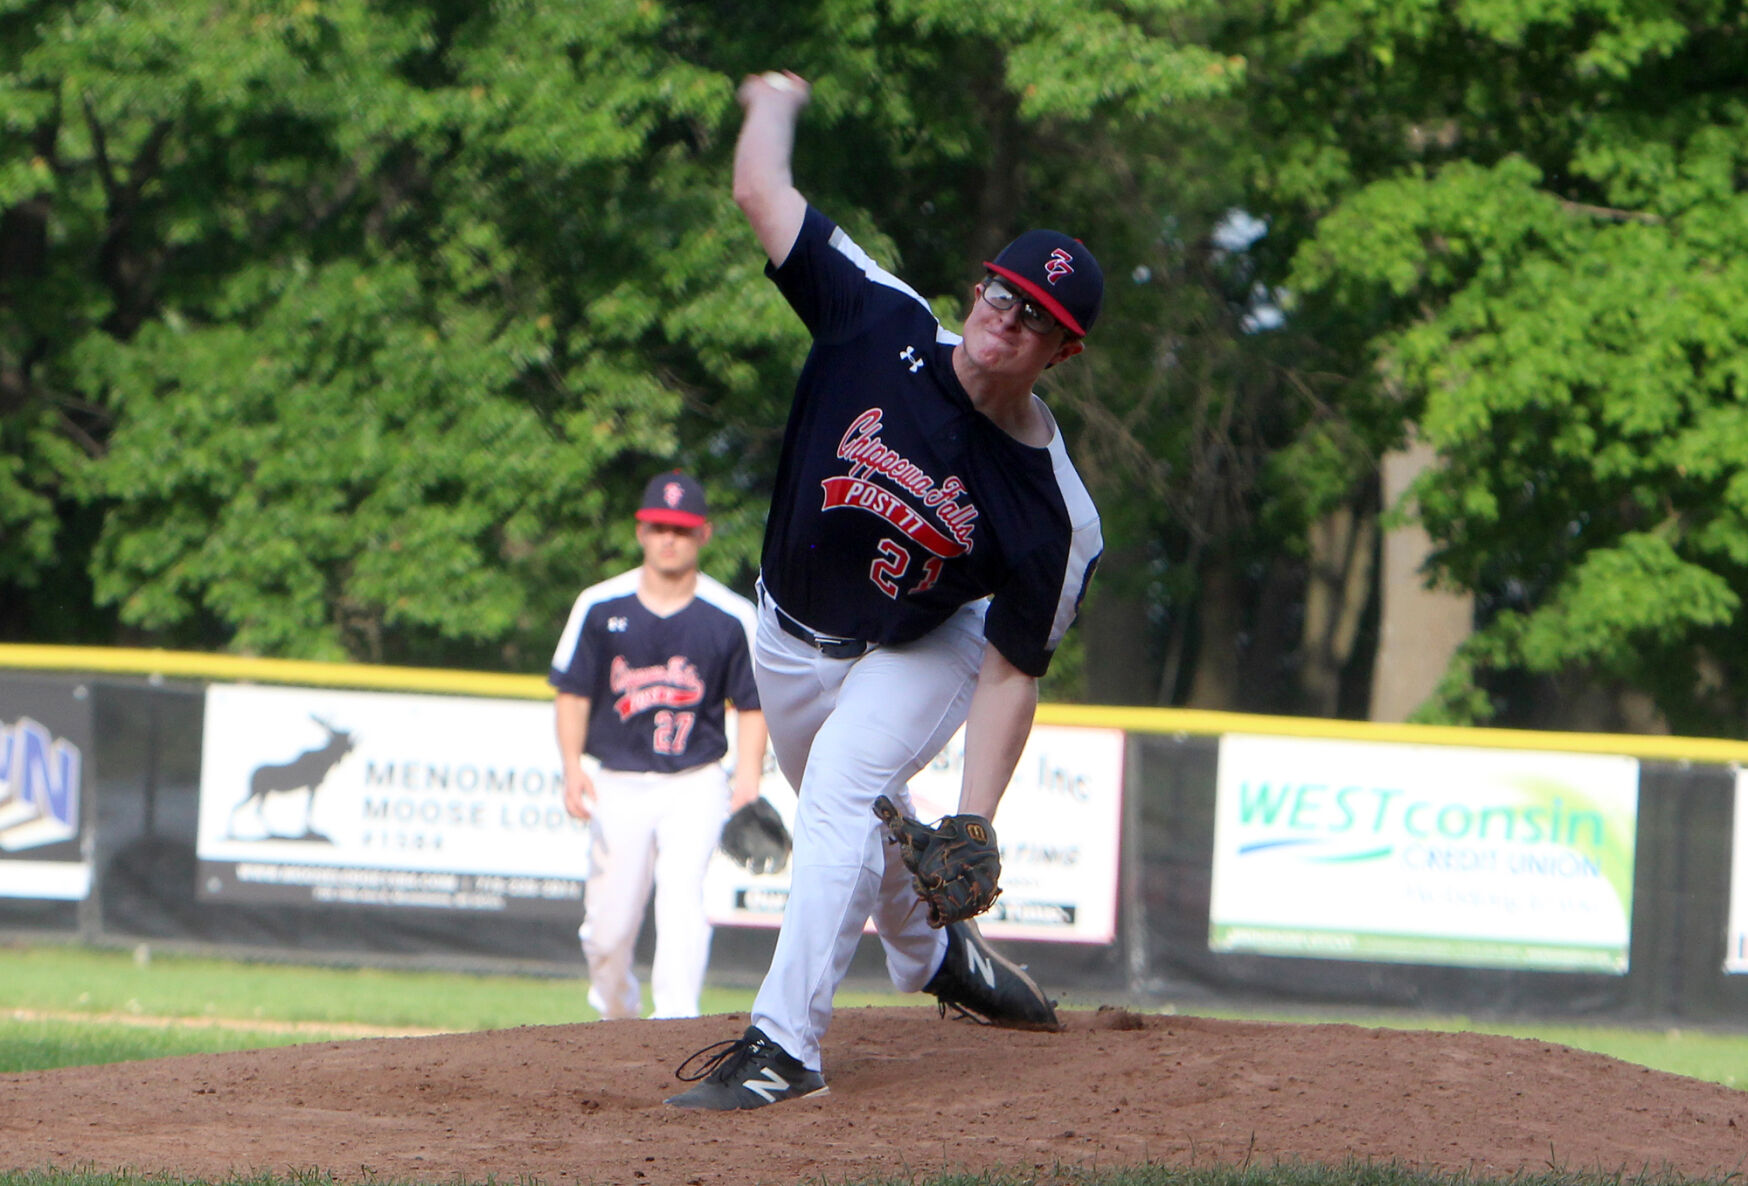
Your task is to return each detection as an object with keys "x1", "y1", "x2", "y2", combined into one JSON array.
[{"x1": 869, "y1": 539, "x2": 944, "y2": 599}]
